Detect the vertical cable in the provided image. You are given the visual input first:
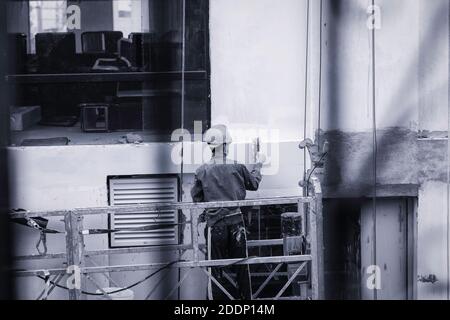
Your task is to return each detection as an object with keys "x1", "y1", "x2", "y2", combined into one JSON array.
[
  {"x1": 178, "y1": 0, "x2": 187, "y2": 301},
  {"x1": 303, "y1": 0, "x2": 311, "y2": 190},
  {"x1": 447, "y1": 0, "x2": 450, "y2": 300},
  {"x1": 317, "y1": 0, "x2": 323, "y2": 148},
  {"x1": 180, "y1": 0, "x2": 186, "y2": 196},
  {"x1": 370, "y1": 0, "x2": 378, "y2": 301}
]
